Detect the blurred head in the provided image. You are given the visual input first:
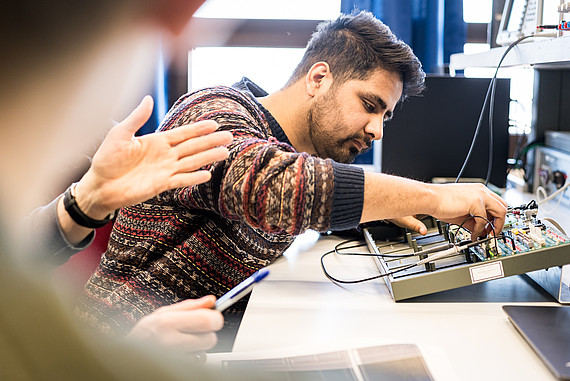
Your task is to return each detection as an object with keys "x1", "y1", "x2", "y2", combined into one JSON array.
[
  {"x1": 1, "y1": 0, "x2": 206, "y2": 99},
  {"x1": 0, "y1": 0, "x2": 206, "y2": 218}
]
